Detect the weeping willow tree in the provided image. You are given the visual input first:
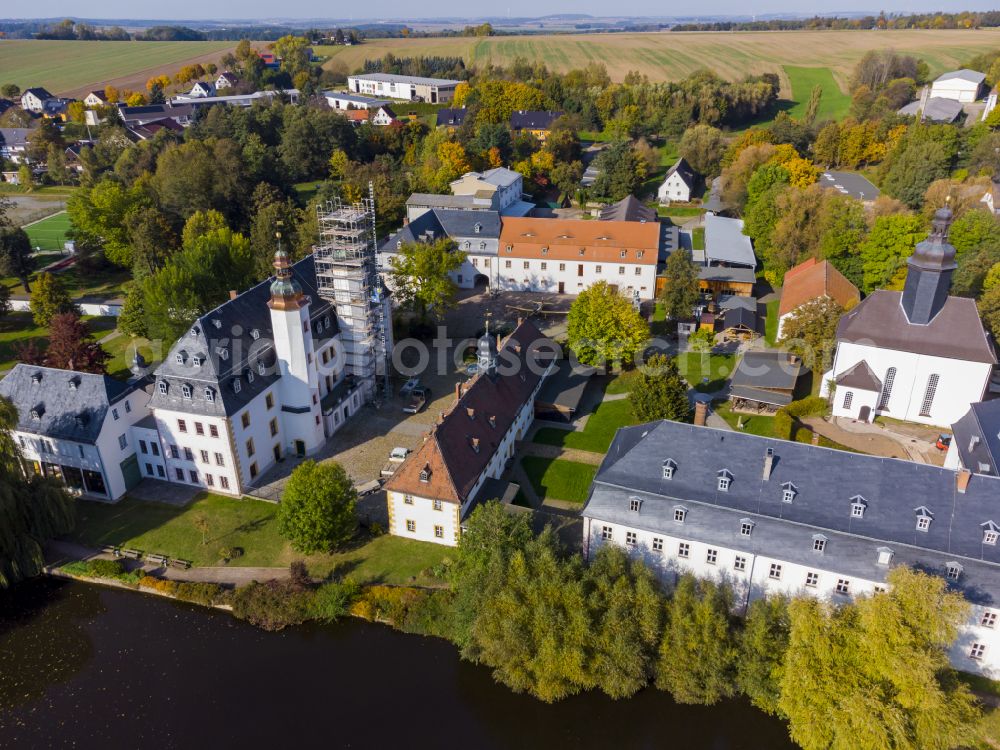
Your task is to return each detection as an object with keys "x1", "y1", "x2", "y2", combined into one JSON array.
[{"x1": 0, "y1": 396, "x2": 75, "y2": 588}]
